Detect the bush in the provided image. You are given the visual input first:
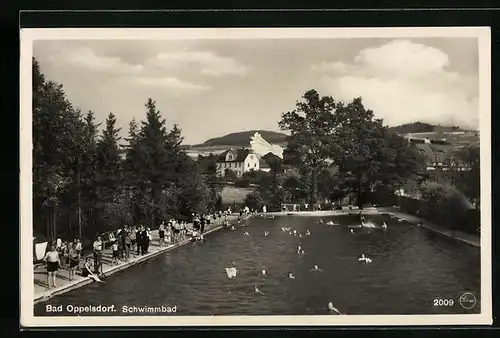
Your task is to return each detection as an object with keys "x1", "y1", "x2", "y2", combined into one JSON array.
[
  {"x1": 399, "y1": 180, "x2": 477, "y2": 234},
  {"x1": 419, "y1": 180, "x2": 448, "y2": 203},
  {"x1": 420, "y1": 180, "x2": 472, "y2": 208},
  {"x1": 224, "y1": 169, "x2": 237, "y2": 181},
  {"x1": 235, "y1": 176, "x2": 251, "y2": 188},
  {"x1": 370, "y1": 186, "x2": 398, "y2": 207},
  {"x1": 244, "y1": 191, "x2": 265, "y2": 211}
]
